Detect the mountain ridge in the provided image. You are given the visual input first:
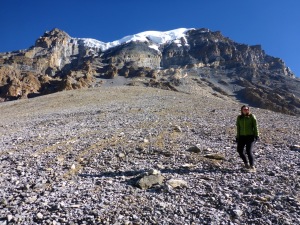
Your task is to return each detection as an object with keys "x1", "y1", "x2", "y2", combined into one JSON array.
[{"x1": 0, "y1": 27, "x2": 299, "y2": 115}]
